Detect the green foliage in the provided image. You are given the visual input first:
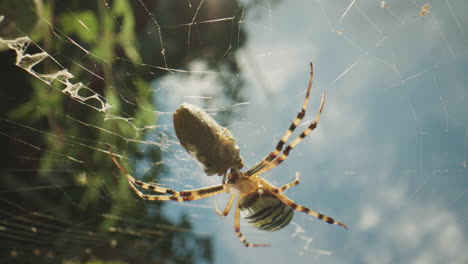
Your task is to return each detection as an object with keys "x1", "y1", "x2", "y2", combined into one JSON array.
[
  {"x1": 0, "y1": 0, "x2": 38, "y2": 39},
  {"x1": 0, "y1": 0, "x2": 258, "y2": 262},
  {"x1": 59, "y1": 10, "x2": 99, "y2": 44}
]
